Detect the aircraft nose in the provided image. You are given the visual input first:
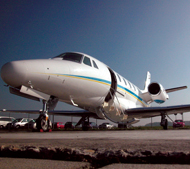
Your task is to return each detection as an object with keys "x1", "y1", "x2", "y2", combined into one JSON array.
[{"x1": 1, "y1": 61, "x2": 27, "y2": 87}]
